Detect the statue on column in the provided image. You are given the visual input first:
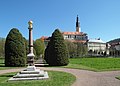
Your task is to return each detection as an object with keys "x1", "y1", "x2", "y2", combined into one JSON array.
[{"x1": 27, "y1": 20, "x2": 35, "y2": 66}]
